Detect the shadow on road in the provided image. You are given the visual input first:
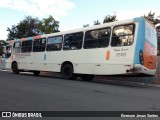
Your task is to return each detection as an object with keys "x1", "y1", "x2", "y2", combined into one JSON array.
[{"x1": 3, "y1": 70, "x2": 158, "y2": 88}]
